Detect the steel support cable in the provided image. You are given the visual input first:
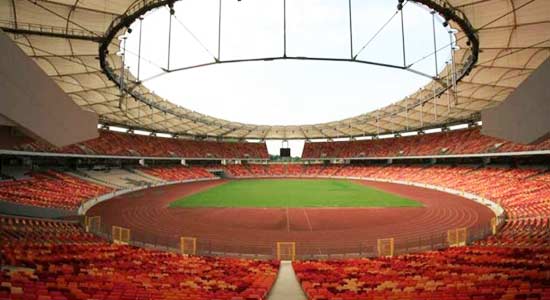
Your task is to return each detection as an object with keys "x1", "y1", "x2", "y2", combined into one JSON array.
[
  {"x1": 348, "y1": 0, "x2": 353, "y2": 59},
  {"x1": 172, "y1": 12, "x2": 218, "y2": 62},
  {"x1": 27, "y1": 0, "x2": 166, "y2": 71},
  {"x1": 400, "y1": 7, "x2": 406, "y2": 67},
  {"x1": 37, "y1": 0, "x2": 536, "y2": 135},
  {"x1": 353, "y1": 11, "x2": 398, "y2": 59},
  {"x1": 407, "y1": 0, "x2": 537, "y2": 69},
  {"x1": 283, "y1": 0, "x2": 286, "y2": 57},
  {"x1": 355, "y1": 66, "x2": 537, "y2": 128},
  {"x1": 167, "y1": 11, "x2": 173, "y2": 70},
  {"x1": 354, "y1": 0, "x2": 409, "y2": 59},
  {"x1": 408, "y1": 36, "x2": 549, "y2": 89},
  {"x1": 137, "y1": 17, "x2": 143, "y2": 81},
  {"x1": 431, "y1": 11, "x2": 438, "y2": 77},
  {"x1": 218, "y1": 0, "x2": 222, "y2": 60}
]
